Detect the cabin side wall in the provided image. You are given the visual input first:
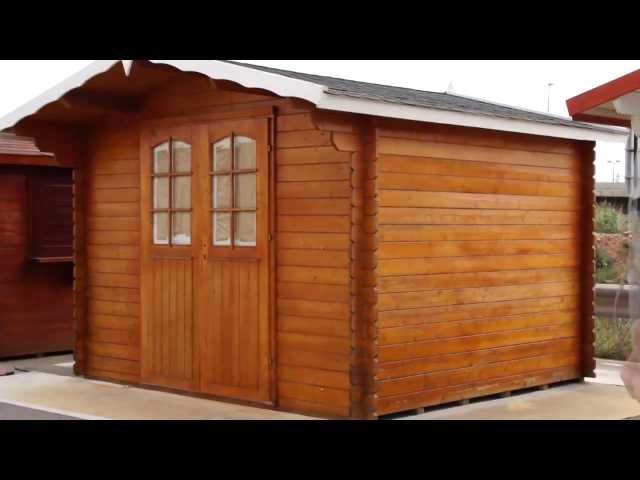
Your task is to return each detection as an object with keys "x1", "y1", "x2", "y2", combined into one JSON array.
[
  {"x1": 0, "y1": 166, "x2": 74, "y2": 357},
  {"x1": 373, "y1": 120, "x2": 594, "y2": 415}
]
